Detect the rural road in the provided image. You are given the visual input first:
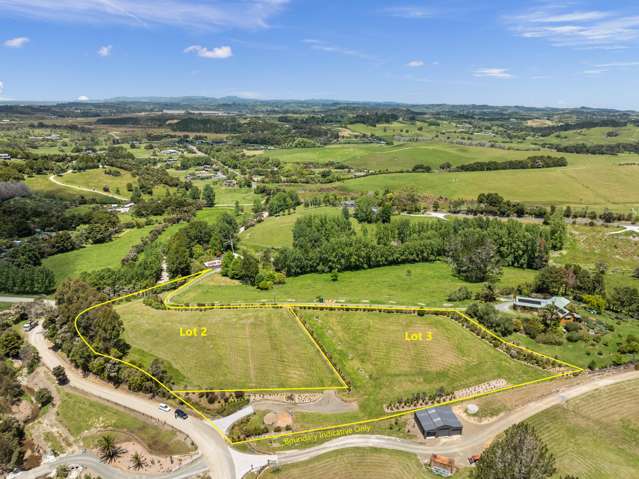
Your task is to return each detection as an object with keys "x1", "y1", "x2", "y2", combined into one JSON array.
[
  {"x1": 48, "y1": 173, "x2": 129, "y2": 201},
  {"x1": 26, "y1": 325, "x2": 238, "y2": 479},
  {"x1": 279, "y1": 369, "x2": 639, "y2": 465},
  {"x1": 13, "y1": 452, "x2": 208, "y2": 479}
]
